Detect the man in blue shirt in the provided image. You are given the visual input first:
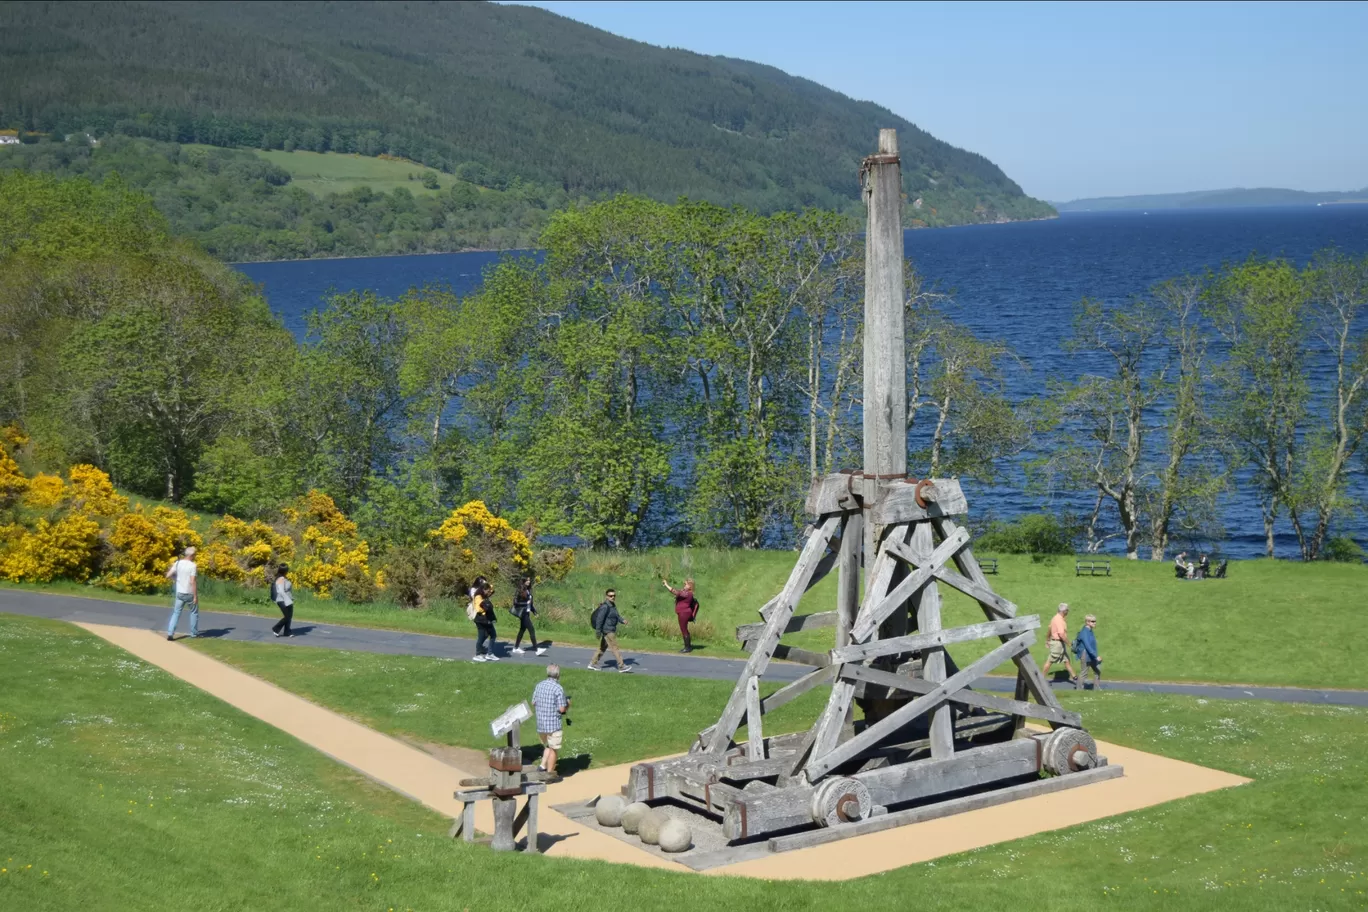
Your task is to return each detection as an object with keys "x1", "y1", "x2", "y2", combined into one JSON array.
[
  {"x1": 1072, "y1": 614, "x2": 1102, "y2": 690},
  {"x1": 531, "y1": 664, "x2": 570, "y2": 775}
]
